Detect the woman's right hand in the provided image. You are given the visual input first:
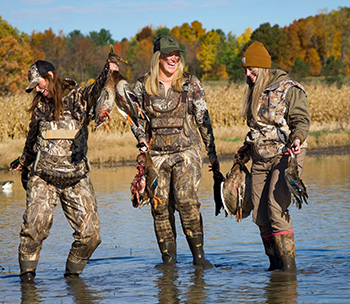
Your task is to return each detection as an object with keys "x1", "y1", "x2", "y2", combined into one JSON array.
[{"x1": 137, "y1": 138, "x2": 149, "y2": 153}]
